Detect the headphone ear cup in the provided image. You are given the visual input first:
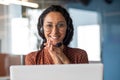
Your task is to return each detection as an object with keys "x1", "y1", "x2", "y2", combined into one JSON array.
[{"x1": 40, "y1": 27, "x2": 44, "y2": 37}]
